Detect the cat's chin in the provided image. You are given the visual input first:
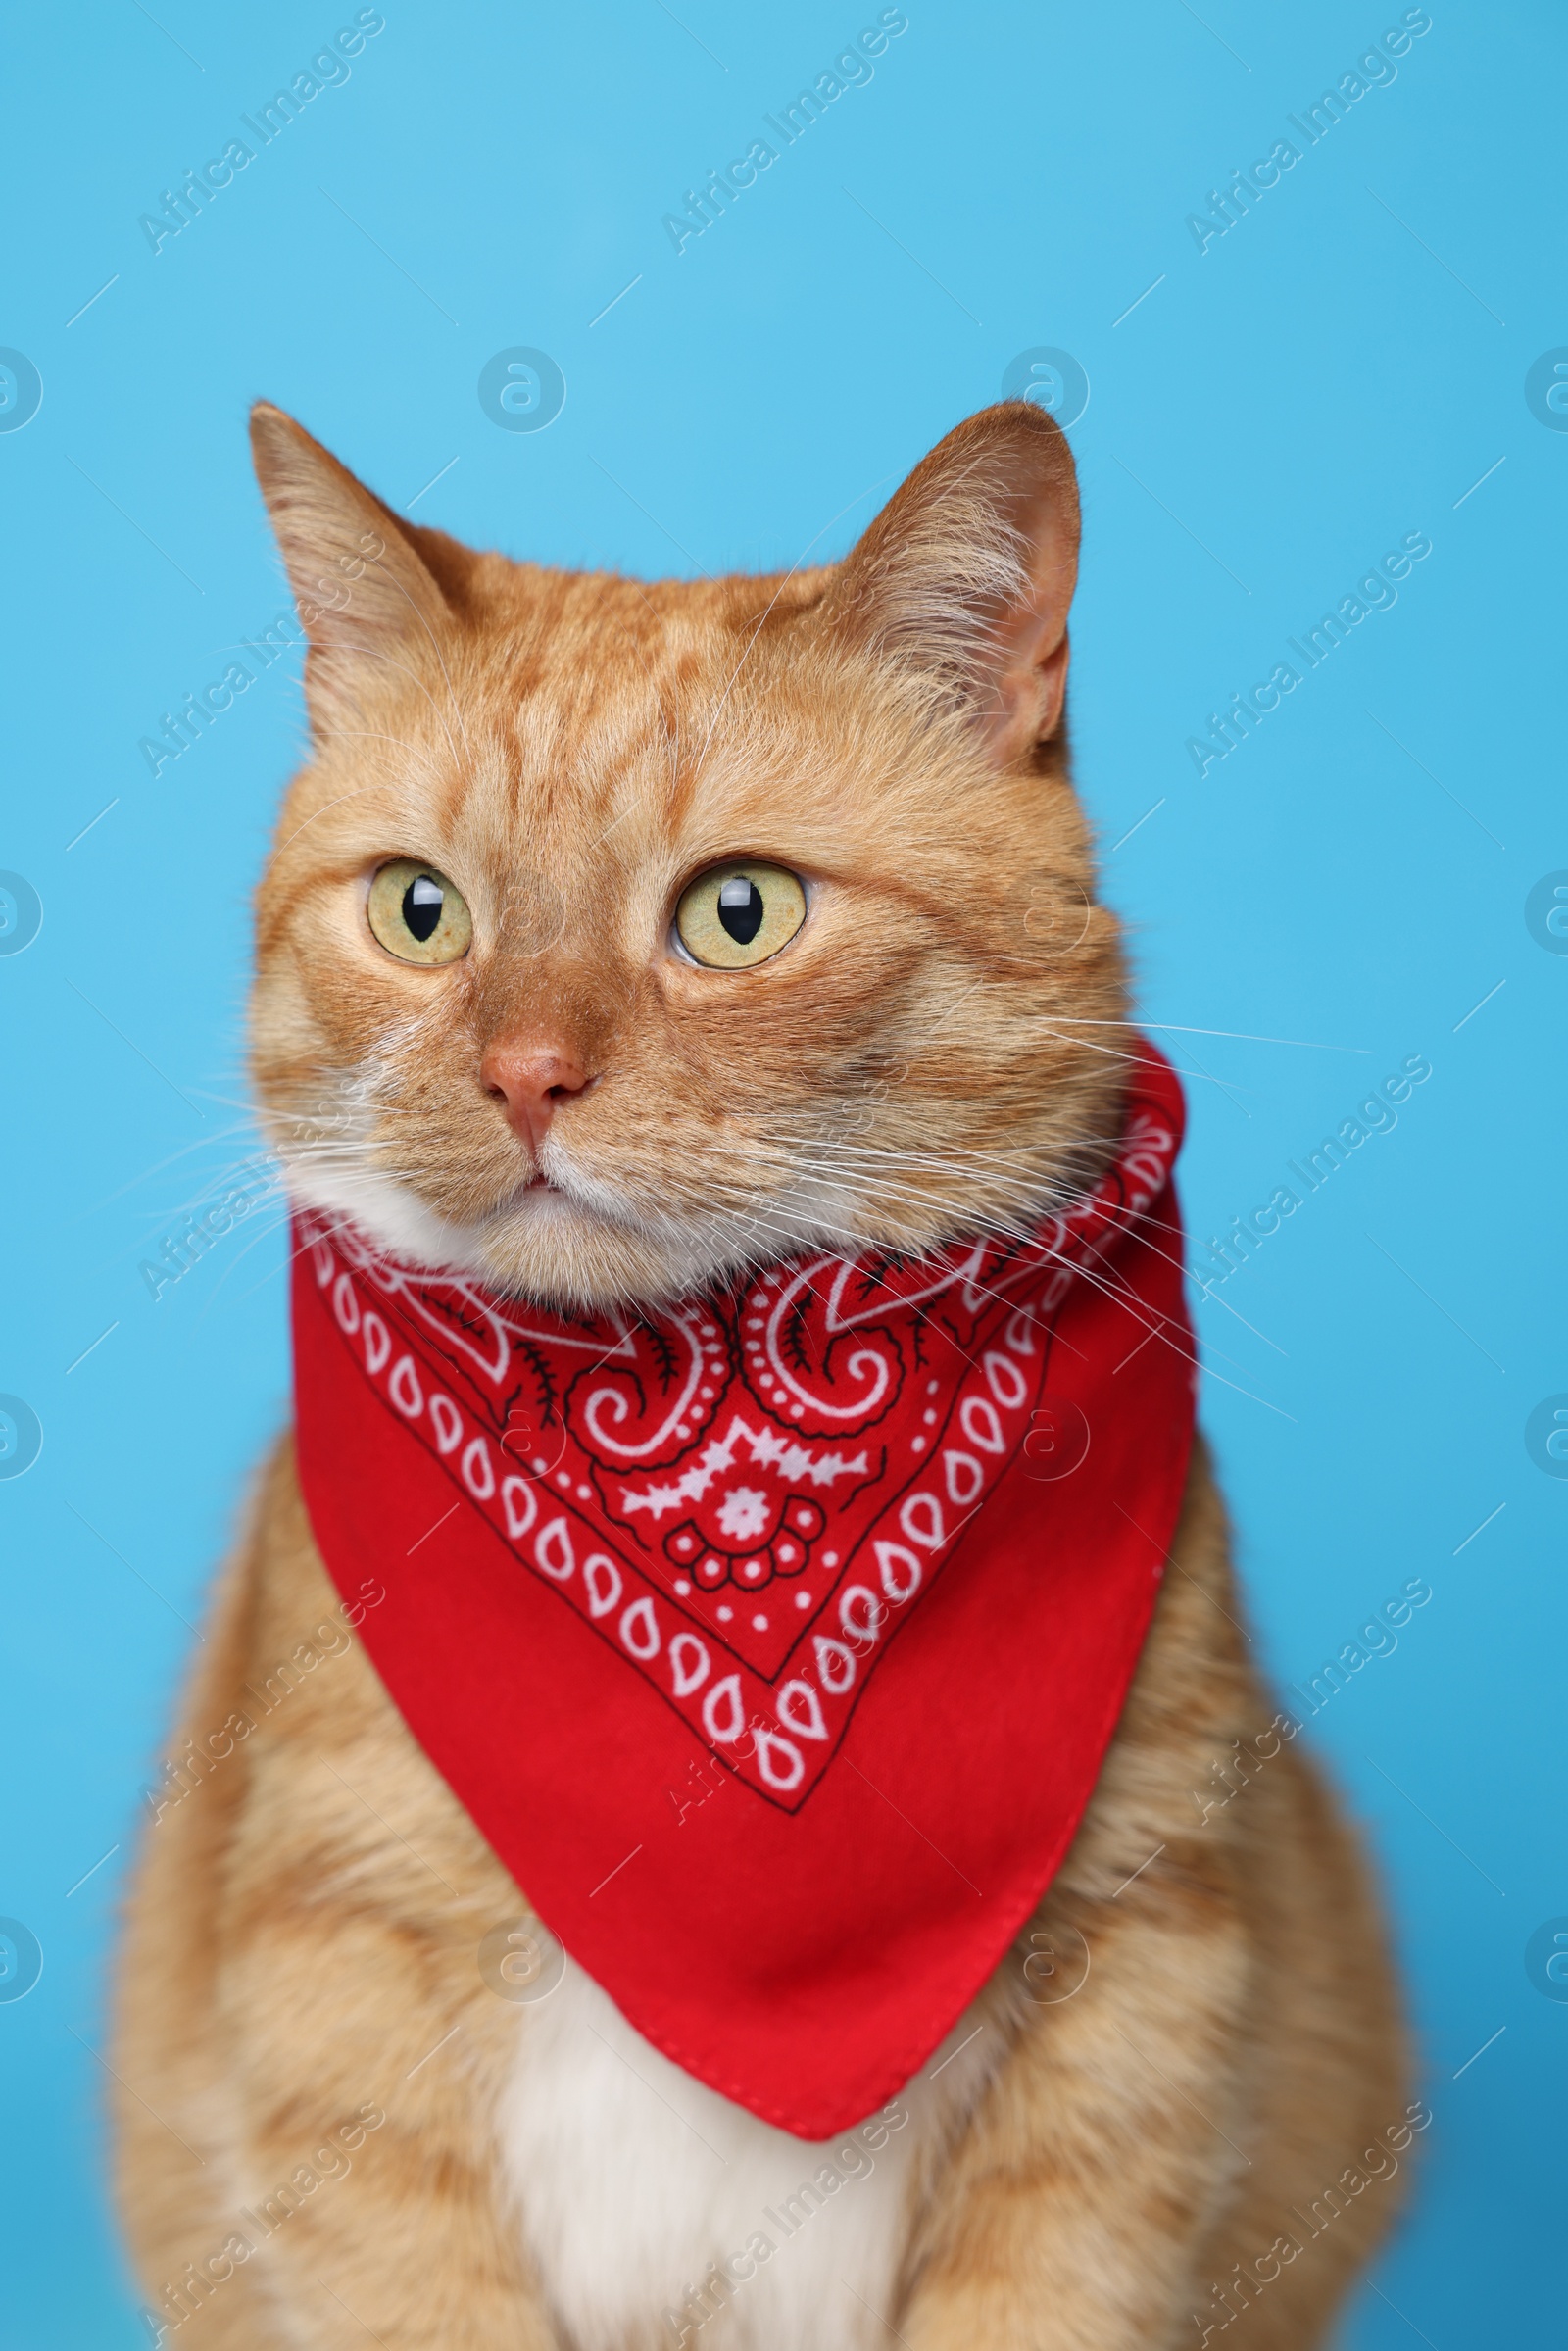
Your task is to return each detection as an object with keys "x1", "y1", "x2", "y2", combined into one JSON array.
[
  {"x1": 279, "y1": 1145, "x2": 1072, "y2": 1314},
  {"x1": 278, "y1": 1154, "x2": 776, "y2": 1312}
]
